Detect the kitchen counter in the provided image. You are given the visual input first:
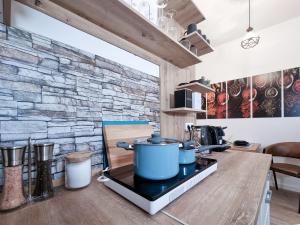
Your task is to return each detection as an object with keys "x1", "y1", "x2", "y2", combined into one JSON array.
[{"x1": 0, "y1": 151, "x2": 271, "y2": 225}]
